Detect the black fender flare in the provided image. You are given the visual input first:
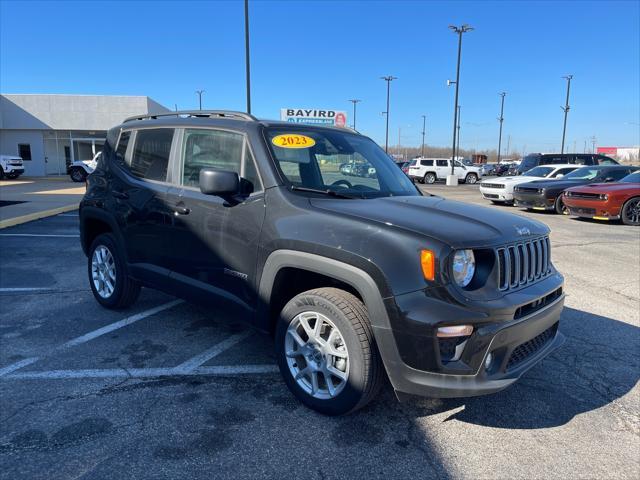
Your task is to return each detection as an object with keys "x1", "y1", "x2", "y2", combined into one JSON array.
[{"x1": 79, "y1": 206, "x2": 126, "y2": 259}]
